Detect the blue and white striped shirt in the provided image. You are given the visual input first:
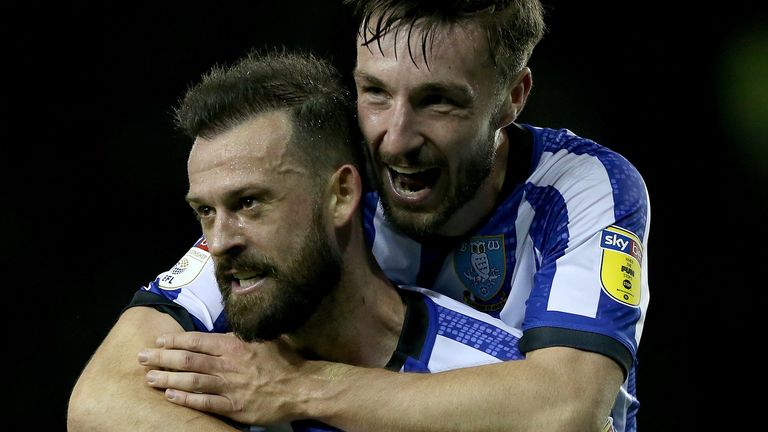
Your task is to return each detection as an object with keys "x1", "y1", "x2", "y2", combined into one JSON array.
[{"x1": 132, "y1": 124, "x2": 649, "y2": 432}]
